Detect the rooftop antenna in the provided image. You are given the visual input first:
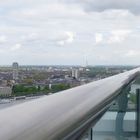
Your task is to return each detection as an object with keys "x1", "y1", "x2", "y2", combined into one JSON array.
[
  {"x1": 86, "y1": 57, "x2": 88, "y2": 67},
  {"x1": 83, "y1": 54, "x2": 88, "y2": 67}
]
